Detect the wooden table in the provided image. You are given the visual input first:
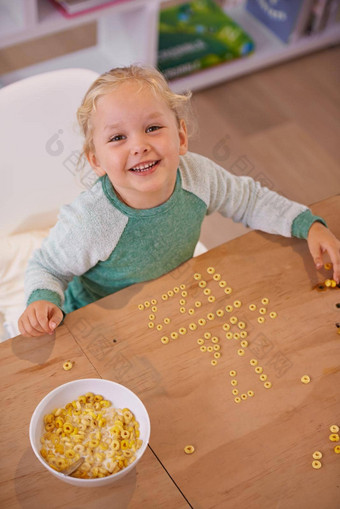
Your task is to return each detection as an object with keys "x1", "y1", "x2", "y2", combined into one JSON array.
[{"x1": 1, "y1": 196, "x2": 339, "y2": 509}]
